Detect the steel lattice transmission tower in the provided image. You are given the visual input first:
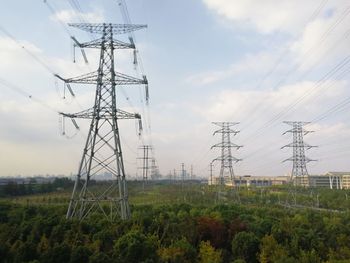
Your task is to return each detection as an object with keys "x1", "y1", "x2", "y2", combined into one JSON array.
[
  {"x1": 211, "y1": 122, "x2": 242, "y2": 186},
  {"x1": 282, "y1": 121, "x2": 317, "y2": 187},
  {"x1": 58, "y1": 23, "x2": 148, "y2": 221},
  {"x1": 150, "y1": 158, "x2": 160, "y2": 180},
  {"x1": 138, "y1": 145, "x2": 152, "y2": 190}
]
